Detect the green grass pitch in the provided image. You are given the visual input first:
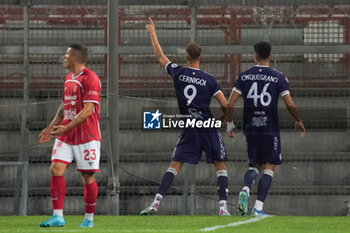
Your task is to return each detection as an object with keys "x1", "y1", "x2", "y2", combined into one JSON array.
[{"x1": 0, "y1": 216, "x2": 349, "y2": 233}]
